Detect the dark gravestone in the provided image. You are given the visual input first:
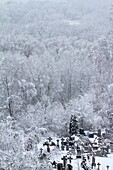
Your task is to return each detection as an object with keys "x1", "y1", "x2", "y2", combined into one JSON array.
[
  {"x1": 61, "y1": 144, "x2": 65, "y2": 151},
  {"x1": 61, "y1": 138, "x2": 65, "y2": 145},
  {"x1": 40, "y1": 148, "x2": 43, "y2": 155},
  {"x1": 57, "y1": 139, "x2": 60, "y2": 148},
  {"x1": 98, "y1": 129, "x2": 101, "y2": 137},
  {"x1": 66, "y1": 144, "x2": 69, "y2": 151},
  {"x1": 68, "y1": 156, "x2": 73, "y2": 163},
  {"x1": 76, "y1": 149, "x2": 81, "y2": 158},
  {"x1": 106, "y1": 145, "x2": 110, "y2": 154},
  {"x1": 61, "y1": 156, "x2": 67, "y2": 168},
  {"x1": 92, "y1": 156, "x2": 96, "y2": 169},
  {"x1": 57, "y1": 163, "x2": 63, "y2": 170},
  {"x1": 67, "y1": 164, "x2": 73, "y2": 170},
  {"x1": 47, "y1": 137, "x2": 52, "y2": 142},
  {"x1": 47, "y1": 145, "x2": 50, "y2": 153},
  {"x1": 89, "y1": 133, "x2": 94, "y2": 138},
  {"x1": 106, "y1": 165, "x2": 109, "y2": 170},
  {"x1": 97, "y1": 163, "x2": 101, "y2": 170},
  {"x1": 52, "y1": 161, "x2": 57, "y2": 168},
  {"x1": 79, "y1": 128, "x2": 85, "y2": 135}
]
